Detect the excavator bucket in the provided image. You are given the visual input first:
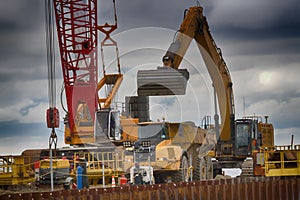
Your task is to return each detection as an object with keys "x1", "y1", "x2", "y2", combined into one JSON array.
[{"x1": 137, "y1": 67, "x2": 189, "y2": 96}]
